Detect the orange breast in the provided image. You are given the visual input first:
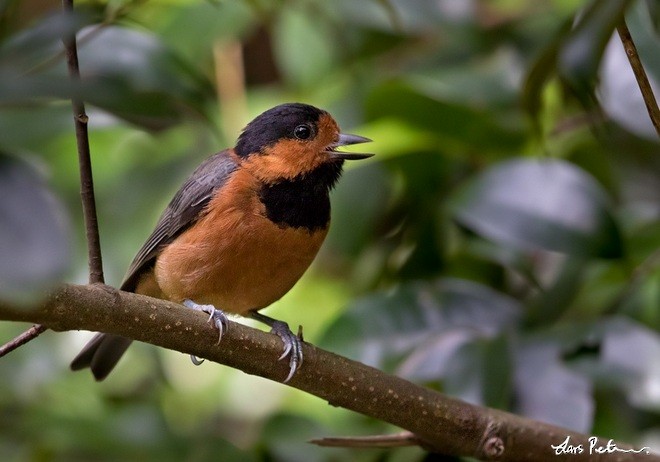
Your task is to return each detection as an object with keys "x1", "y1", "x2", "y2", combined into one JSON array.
[{"x1": 152, "y1": 168, "x2": 328, "y2": 315}]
